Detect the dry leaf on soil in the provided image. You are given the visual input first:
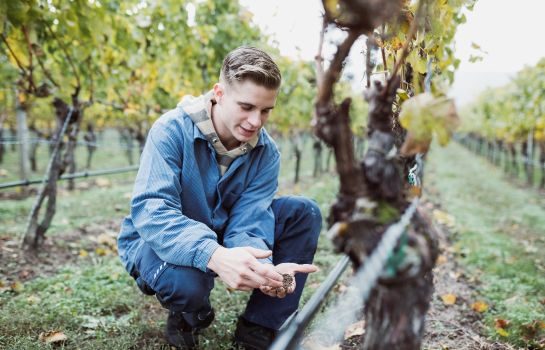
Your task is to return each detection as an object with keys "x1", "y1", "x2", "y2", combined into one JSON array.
[
  {"x1": 471, "y1": 300, "x2": 489, "y2": 313},
  {"x1": 495, "y1": 327, "x2": 509, "y2": 337},
  {"x1": 39, "y1": 330, "x2": 67, "y2": 344},
  {"x1": 97, "y1": 233, "x2": 117, "y2": 248},
  {"x1": 95, "y1": 178, "x2": 111, "y2": 188},
  {"x1": 344, "y1": 320, "x2": 365, "y2": 339},
  {"x1": 494, "y1": 318, "x2": 510, "y2": 329},
  {"x1": 441, "y1": 293, "x2": 457, "y2": 305},
  {"x1": 436, "y1": 254, "x2": 448, "y2": 265}
]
